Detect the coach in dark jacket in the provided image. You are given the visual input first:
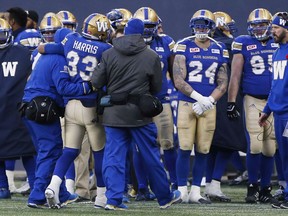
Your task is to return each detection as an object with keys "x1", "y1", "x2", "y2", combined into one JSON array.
[{"x1": 91, "y1": 18, "x2": 181, "y2": 210}]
